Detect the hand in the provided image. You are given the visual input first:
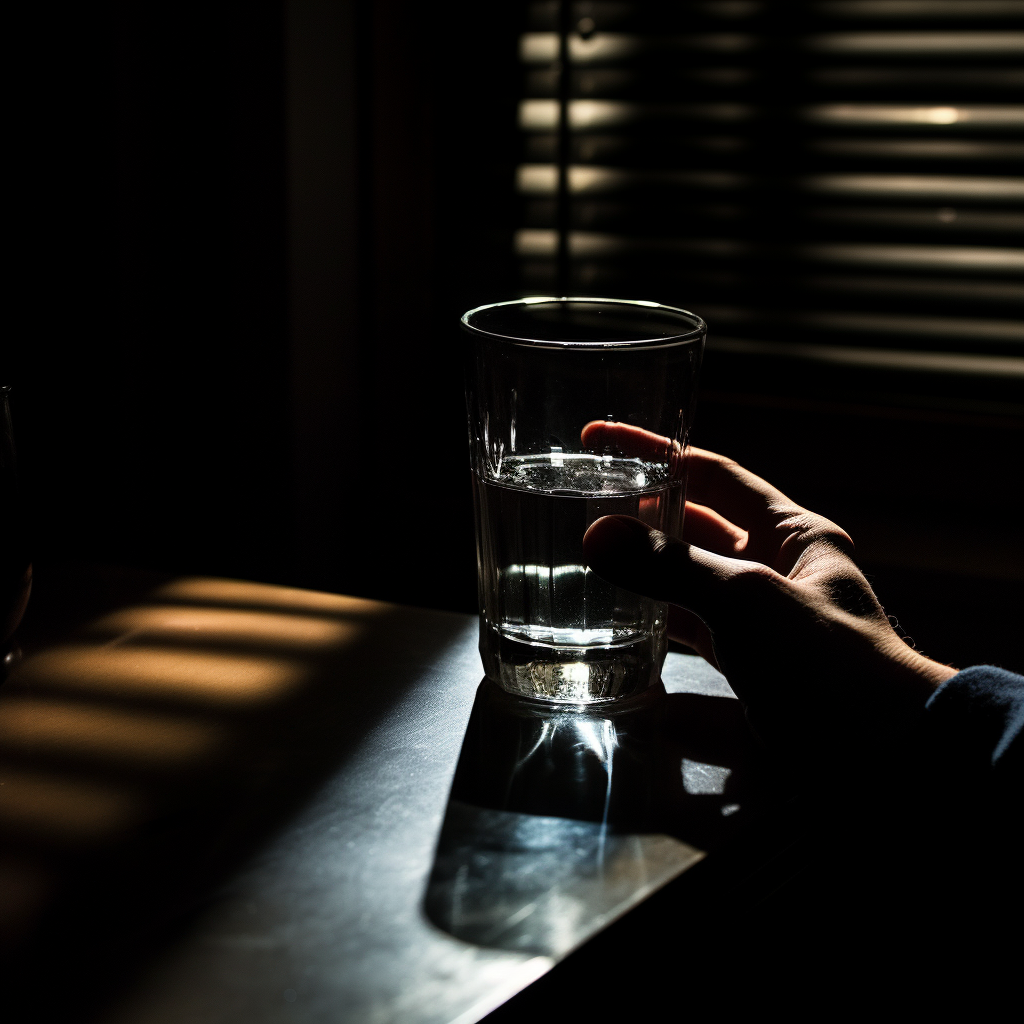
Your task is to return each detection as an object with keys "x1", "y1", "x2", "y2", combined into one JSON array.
[{"x1": 580, "y1": 422, "x2": 957, "y2": 758}]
